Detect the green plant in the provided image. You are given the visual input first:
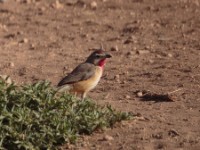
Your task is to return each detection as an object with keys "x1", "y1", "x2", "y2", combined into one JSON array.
[{"x1": 0, "y1": 80, "x2": 133, "y2": 150}]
